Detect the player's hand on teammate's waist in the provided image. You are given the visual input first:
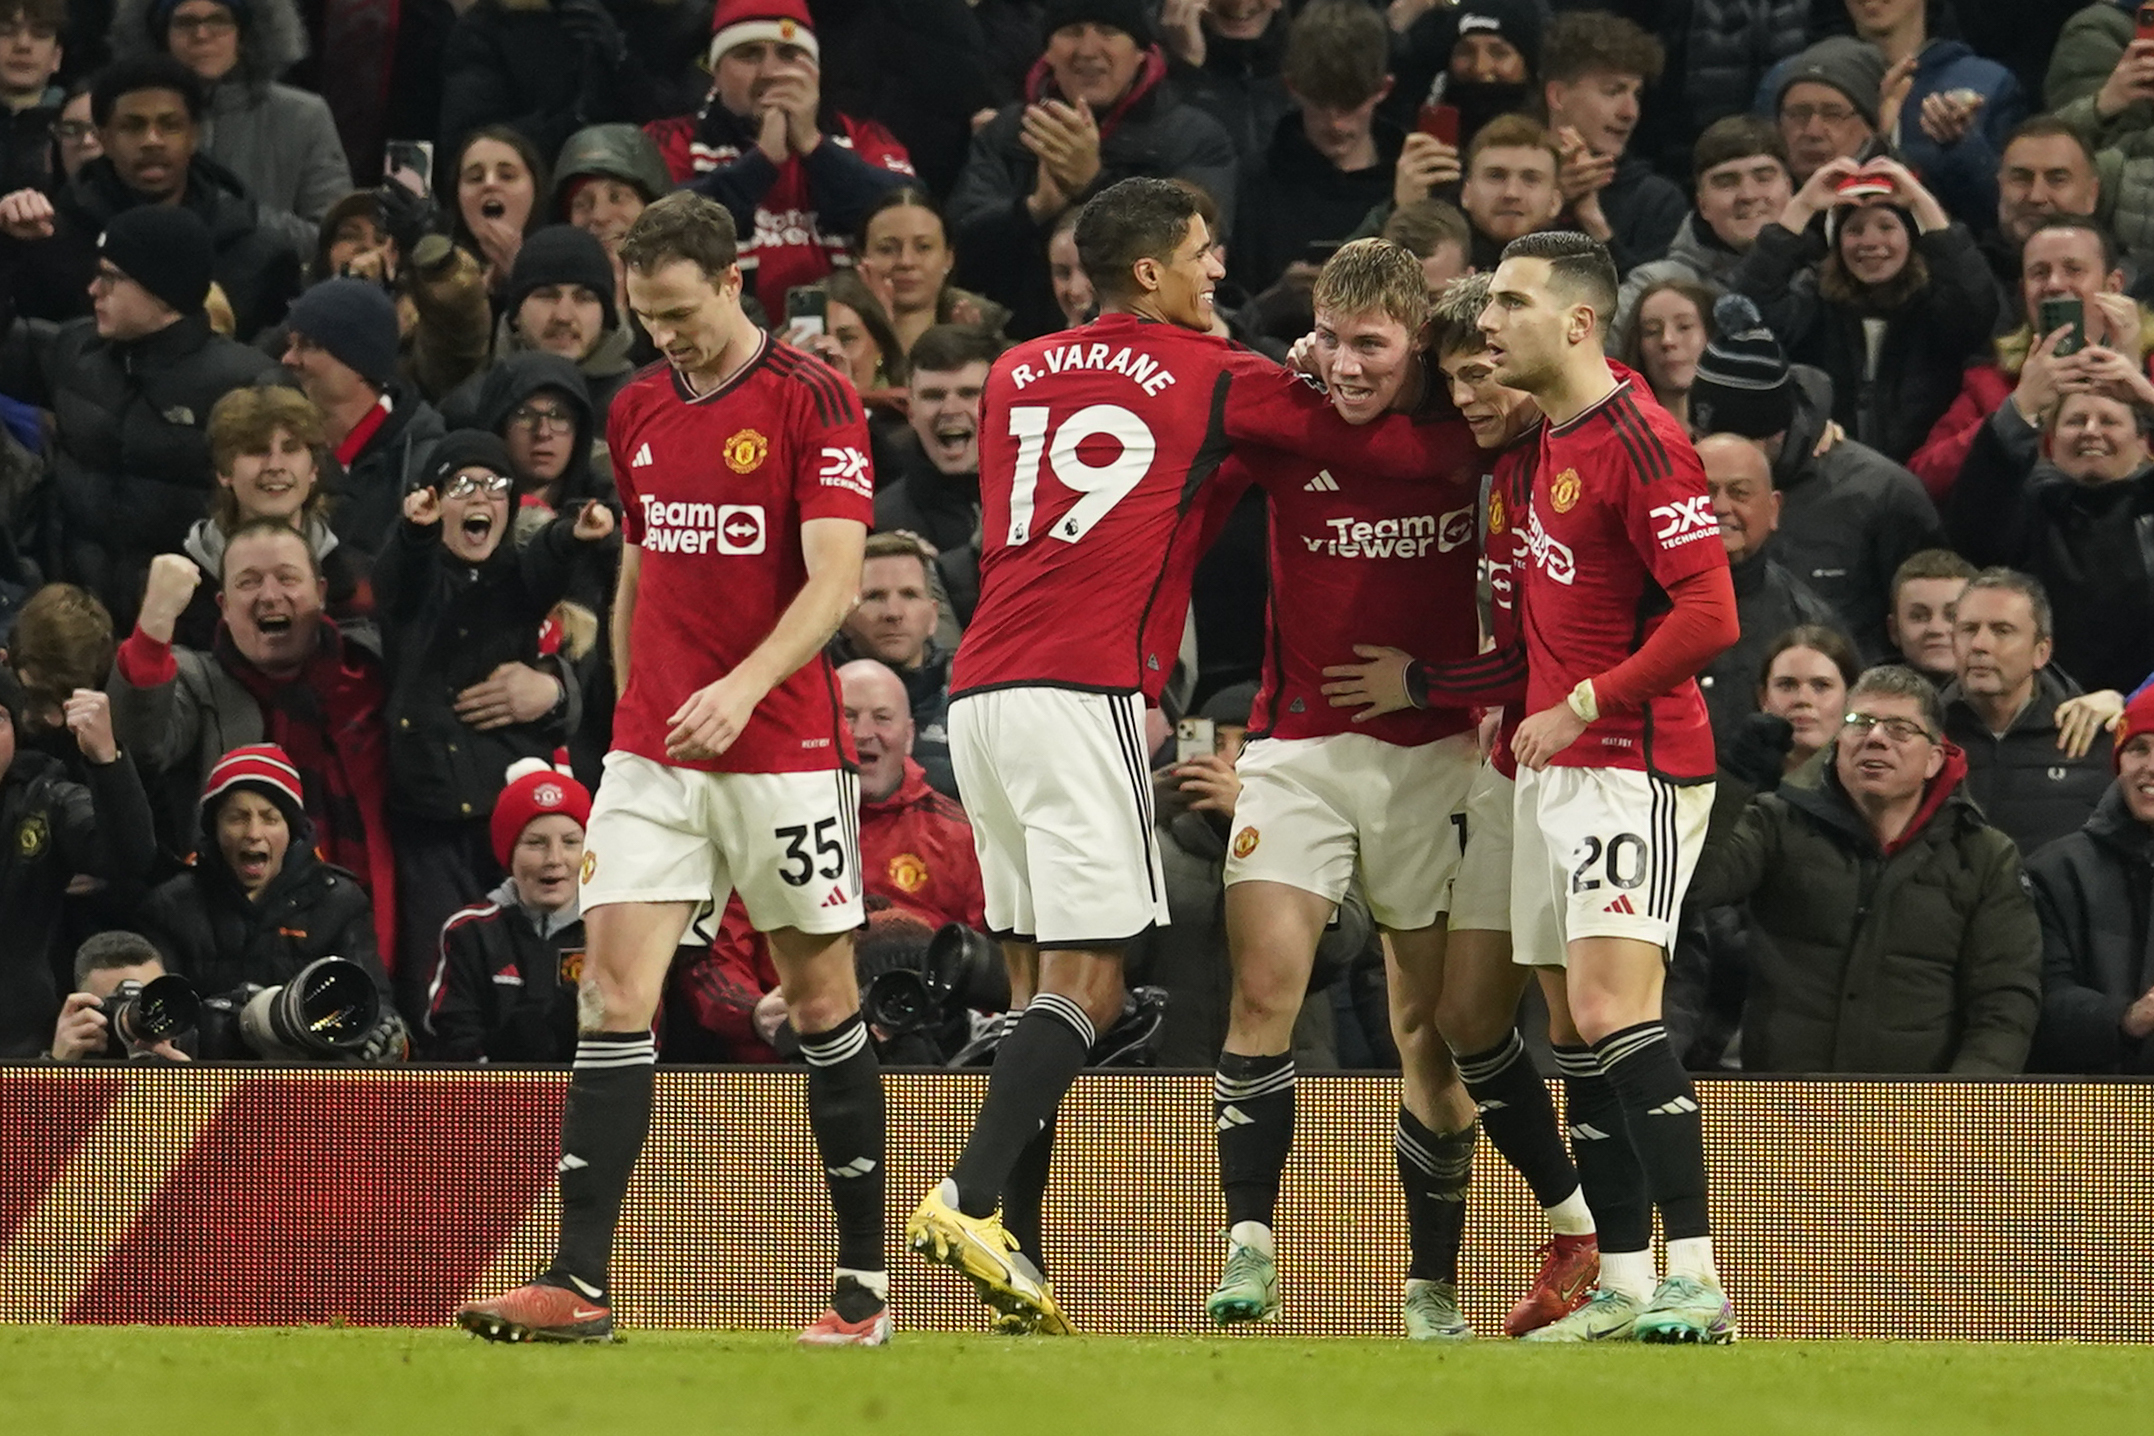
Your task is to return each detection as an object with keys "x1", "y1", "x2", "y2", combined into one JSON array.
[
  {"x1": 1510, "y1": 702, "x2": 1590, "y2": 771},
  {"x1": 1321, "y1": 645, "x2": 1416, "y2": 720}
]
